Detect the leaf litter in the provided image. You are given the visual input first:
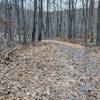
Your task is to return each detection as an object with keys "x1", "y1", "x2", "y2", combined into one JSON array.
[{"x1": 0, "y1": 40, "x2": 100, "y2": 100}]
